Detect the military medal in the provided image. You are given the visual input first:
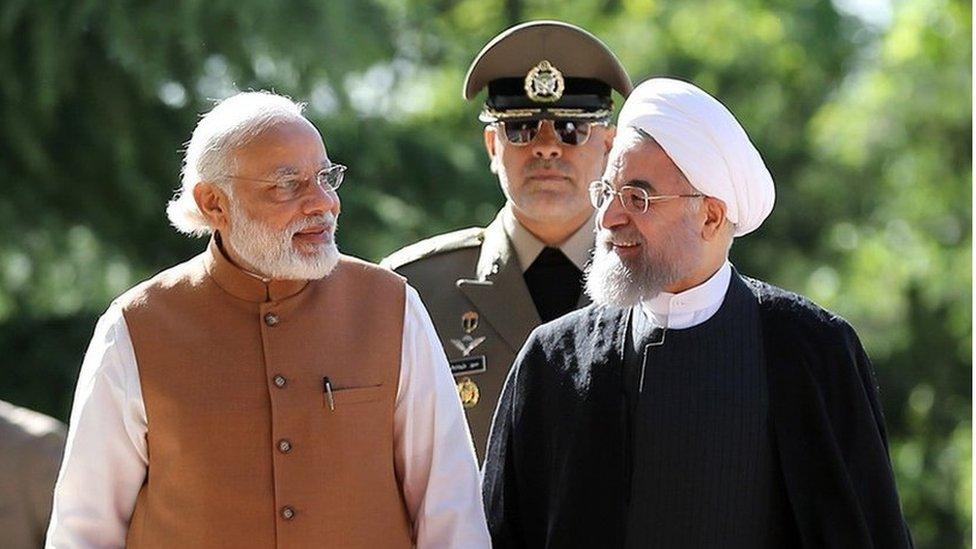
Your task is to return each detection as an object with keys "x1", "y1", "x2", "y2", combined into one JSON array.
[
  {"x1": 524, "y1": 60, "x2": 565, "y2": 103},
  {"x1": 457, "y1": 377, "x2": 480, "y2": 408}
]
